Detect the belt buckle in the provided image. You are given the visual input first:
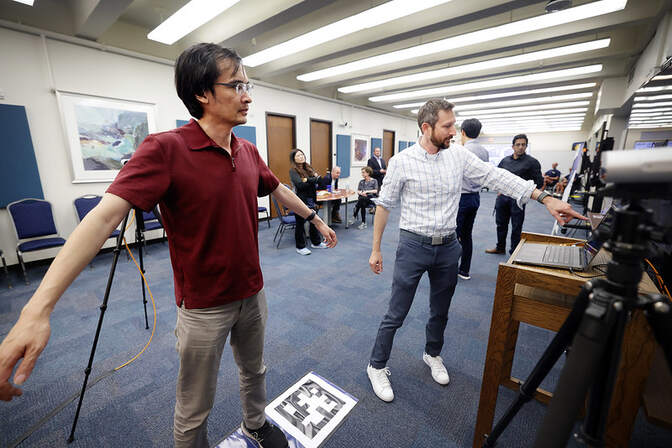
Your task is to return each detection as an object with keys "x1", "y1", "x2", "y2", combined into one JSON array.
[{"x1": 431, "y1": 235, "x2": 443, "y2": 245}]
